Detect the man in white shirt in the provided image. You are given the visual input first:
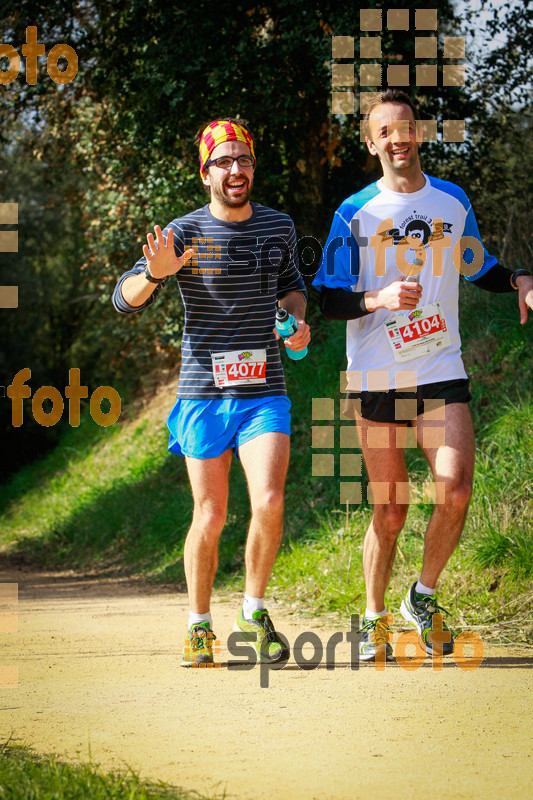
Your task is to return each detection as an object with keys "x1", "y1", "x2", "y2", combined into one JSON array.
[{"x1": 313, "y1": 89, "x2": 533, "y2": 661}]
